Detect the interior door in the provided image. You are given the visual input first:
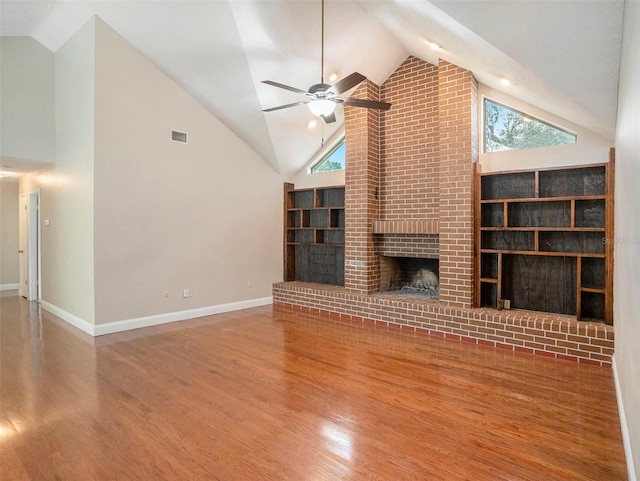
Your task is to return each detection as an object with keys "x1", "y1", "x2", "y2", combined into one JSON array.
[{"x1": 18, "y1": 194, "x2": 28, "y2": 298}]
